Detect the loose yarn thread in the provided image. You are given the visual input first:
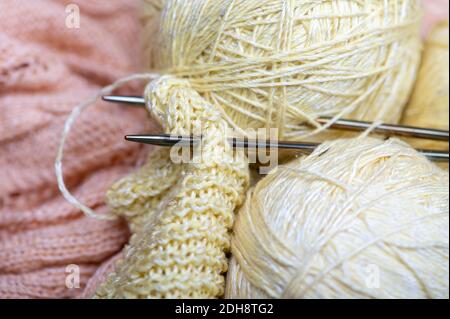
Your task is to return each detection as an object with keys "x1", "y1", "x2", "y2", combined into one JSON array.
[{"x1": 55, "y1": 73, "x2": 160, "y2": 221}]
